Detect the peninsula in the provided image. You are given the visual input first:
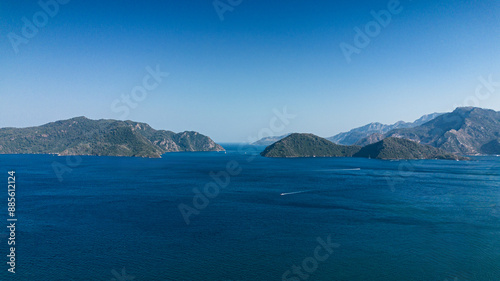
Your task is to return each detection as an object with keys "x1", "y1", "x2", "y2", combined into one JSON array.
[{"x1": 0, "y1": 117, "x2": 224, "y2": 158}]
